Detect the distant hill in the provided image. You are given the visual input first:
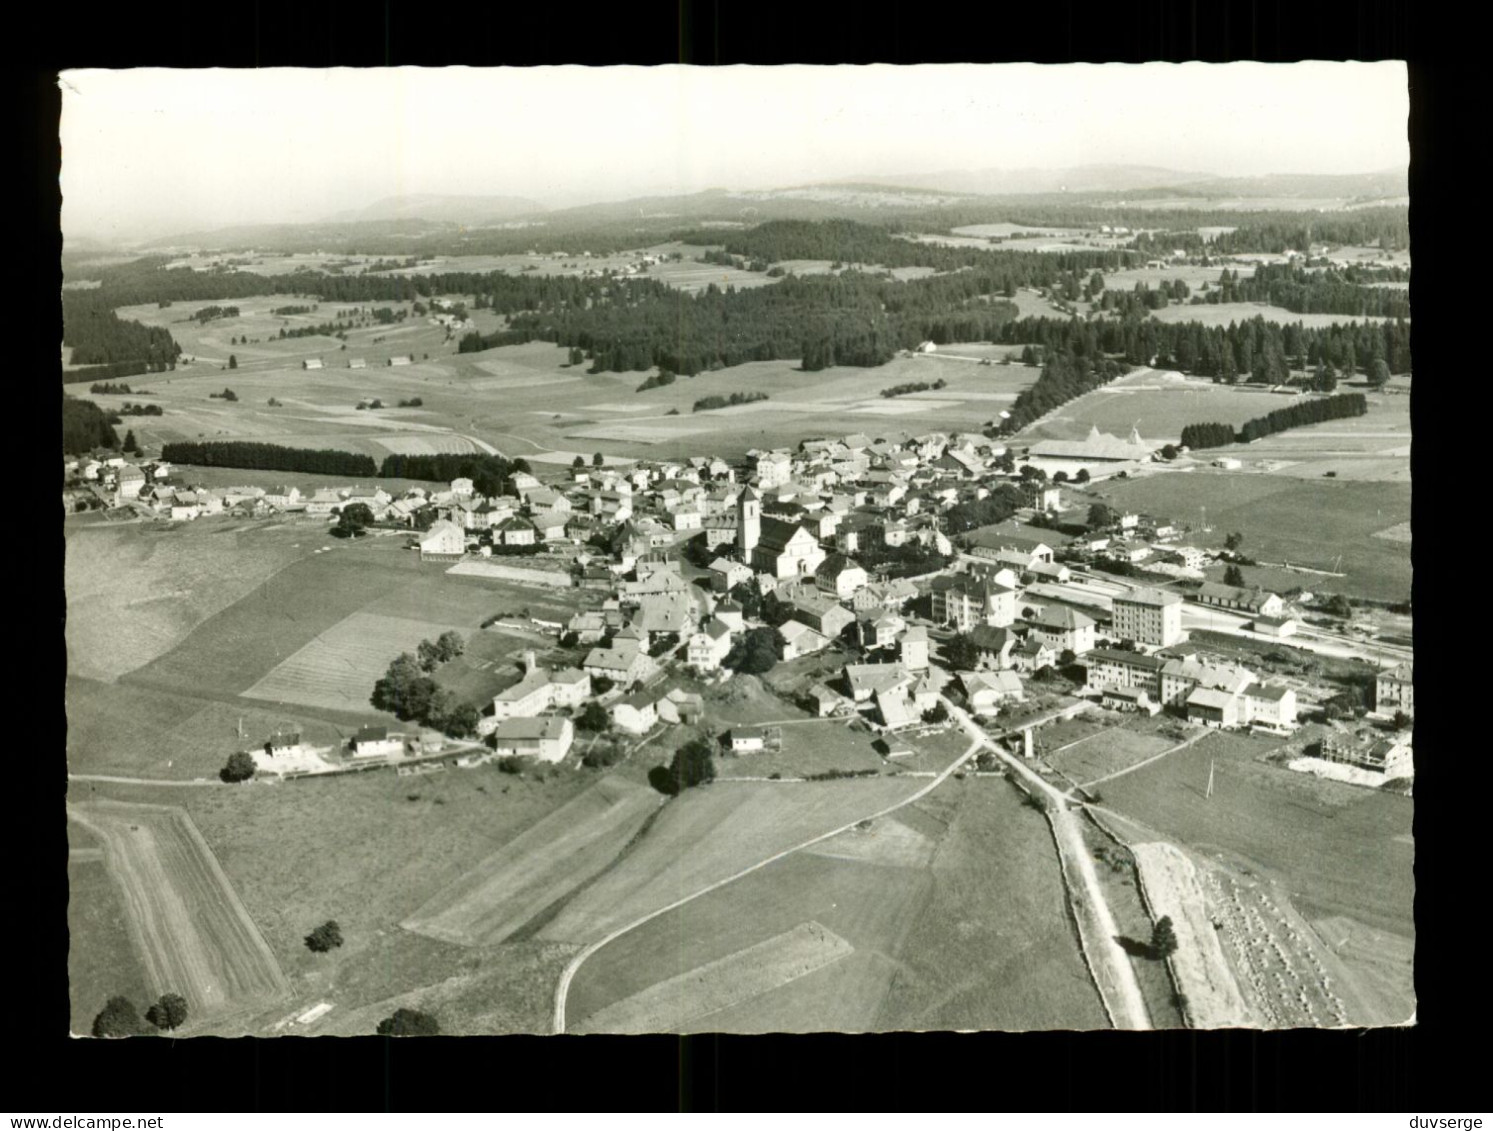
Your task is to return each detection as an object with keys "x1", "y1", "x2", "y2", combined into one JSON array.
[
  {"x1": 842, "y1": 165, "x2": 1216, "y2": 197},
  {"x1": 143, "y1": 217, "x2": 466, "y2": 251},
  {"x1": 844, "y1": 165, "x2": 1406, "y2": 202},
  {"x1": 326, "y1": 193, "x2": 546, "y2": 226}
]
